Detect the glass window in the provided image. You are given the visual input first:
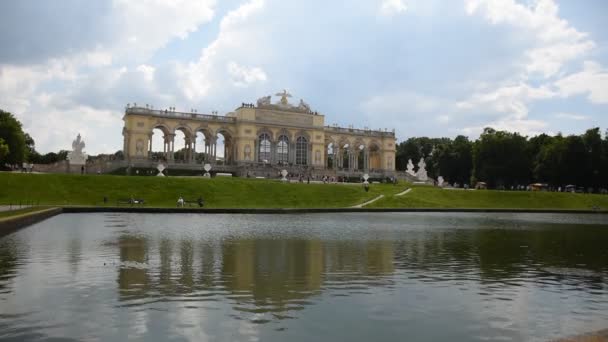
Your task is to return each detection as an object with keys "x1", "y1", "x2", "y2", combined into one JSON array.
[
  {"x1": 277, "y1": 135, "x2": 289, "y2": 164},
  {"x1": 296, "y1": 136, "x2": 308, "y2": 165},
  {"x1": 258, "y1": 133, "x2": 271, "y2": 162}
]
